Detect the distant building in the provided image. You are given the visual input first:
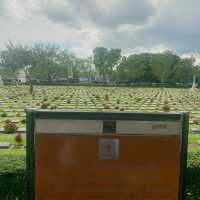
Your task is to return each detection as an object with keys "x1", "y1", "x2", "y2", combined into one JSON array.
[
  {"x1": 79, "y1": 76, "x2": 90, "y2": 82},
  {"x1": 0, "y1": 75, "x2": 3, "y2": 85},
  {"x1": 0, "y1": 67, "x2": 27, "y2": 84},
  {"x1": 17, "y1": 69, "x2": 26, "y2": 83}
]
